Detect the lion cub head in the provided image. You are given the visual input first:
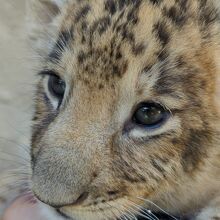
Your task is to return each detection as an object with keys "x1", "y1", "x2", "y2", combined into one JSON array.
[{"x1": 28, "y1": 0, "x2": 220, "y2": 219}]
